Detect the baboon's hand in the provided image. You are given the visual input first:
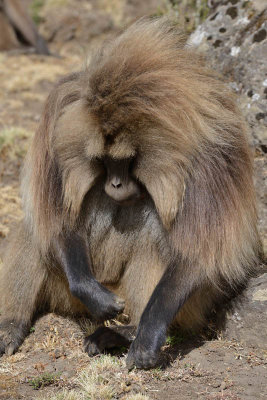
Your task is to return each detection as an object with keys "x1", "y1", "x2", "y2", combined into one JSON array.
[
  {"x1": 71, "y1": 280, "x2": 125, "y2": 321},
  {"x1": 89, "y1": 288, "x2": 125, "y2": 321},
  {"x1": 126, "y1": 322, "x2": 166, "y2": 370},
  {"x1": 0, "y1": 319, "x2": 28, "y2": 357},
  {"x1": 126, "y1": 336, "x2": 159, "y2": 370}
]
